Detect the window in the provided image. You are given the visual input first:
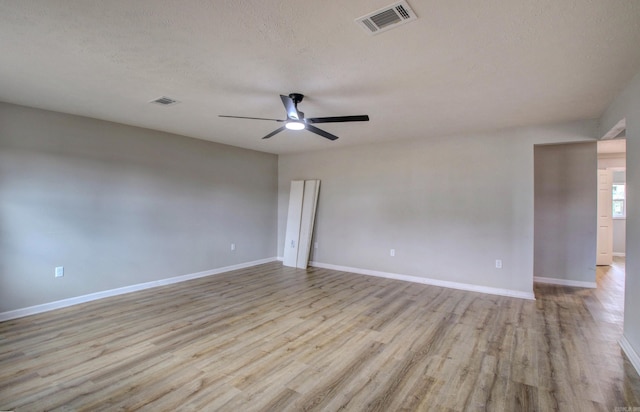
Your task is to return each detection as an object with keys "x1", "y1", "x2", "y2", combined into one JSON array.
[{"x1": 612, "y1": 184, "x2": 625, "y2": 218}]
